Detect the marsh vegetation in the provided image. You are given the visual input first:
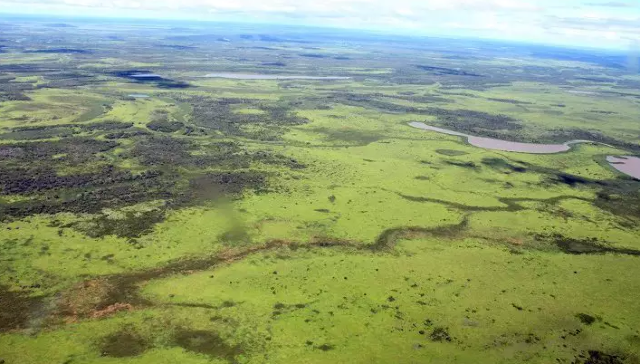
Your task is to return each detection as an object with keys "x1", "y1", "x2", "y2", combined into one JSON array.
[{"x1": 0, "y1": 17, "x2": 639, "y2": 364}]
